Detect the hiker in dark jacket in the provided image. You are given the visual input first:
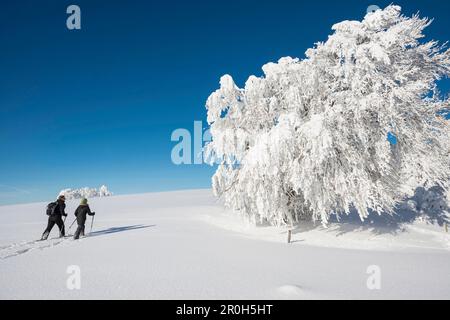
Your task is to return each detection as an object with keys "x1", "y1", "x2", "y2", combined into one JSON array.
[
  {"x1": 73, "y1": 198, "x2": 95, "y2": 240},
  {"x1": 41, "y1": 195, "x2": 67, "y2": 240}
]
